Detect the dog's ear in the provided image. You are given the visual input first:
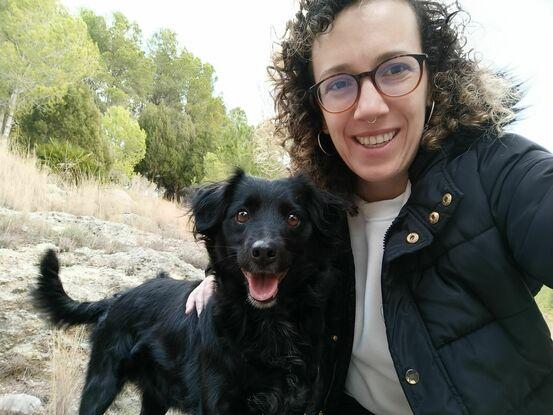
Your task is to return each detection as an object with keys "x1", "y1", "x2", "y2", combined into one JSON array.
[
  {"x1": 192, "y1": 169, "x2": 245, "y2": 238},
  {"x1": 294, "y1": 174, "x2": 347, "y2": 240}
]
